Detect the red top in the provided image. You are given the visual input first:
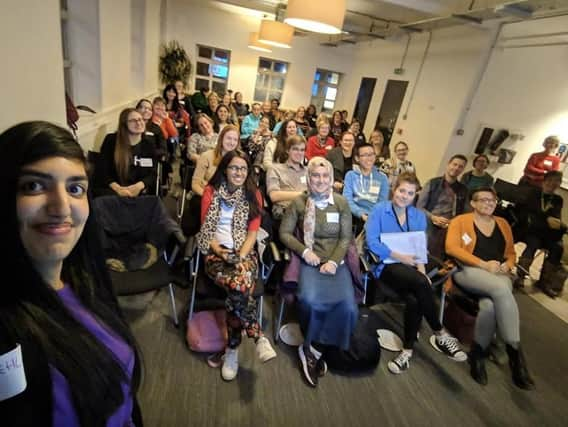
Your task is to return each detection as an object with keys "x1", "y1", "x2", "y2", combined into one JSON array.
[
  {"x1": 306, "y1": 135, "x2": 335, "y2": 160},
  {"x1": 523, "y1": 151, "x2": 560, "y2": 185},
  {"x1": 200, "y1": 185, "x2": 262, "y2": 231},
  {"x1": 152, "y1": 115, "x2": 178, "y2": 139}
]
